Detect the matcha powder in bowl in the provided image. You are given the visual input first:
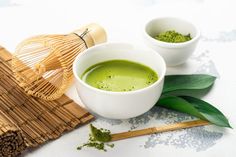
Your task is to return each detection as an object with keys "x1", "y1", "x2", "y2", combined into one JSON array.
[{"x1": 155, "y1": 30, "x2": 192, "y2": 43}]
